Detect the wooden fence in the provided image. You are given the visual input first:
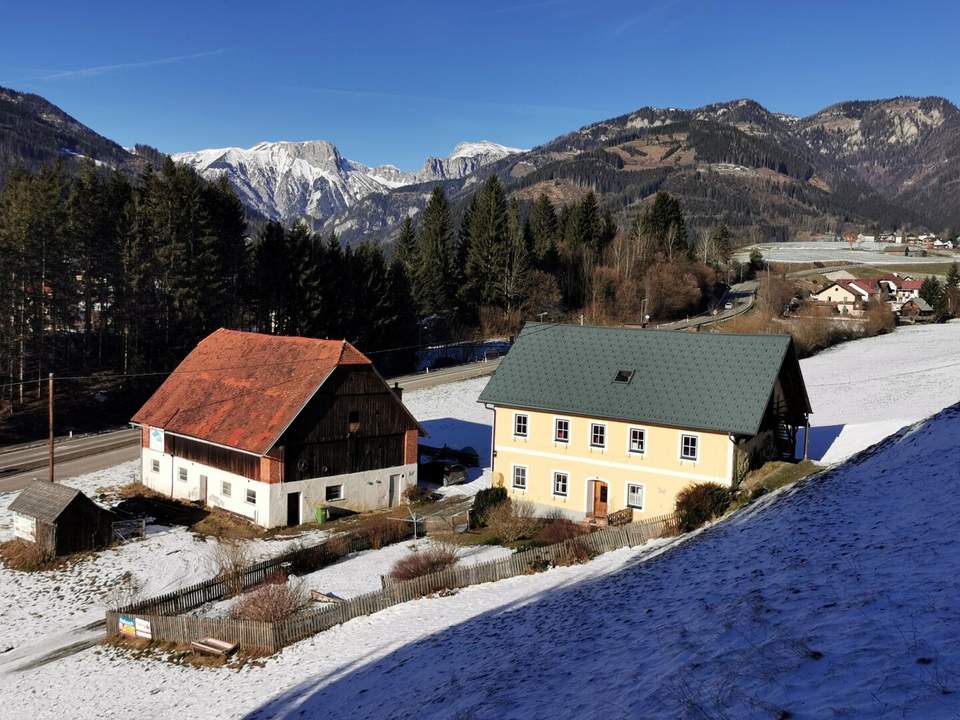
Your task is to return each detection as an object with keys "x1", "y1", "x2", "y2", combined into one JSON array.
[{"x1": 107, "y1": 512, "x2": 678, "y2": 654}]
